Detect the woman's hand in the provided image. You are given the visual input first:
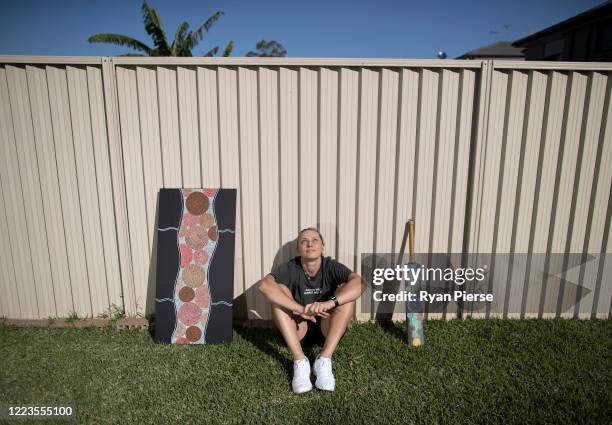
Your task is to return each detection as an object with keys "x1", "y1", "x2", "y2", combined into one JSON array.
[
  {"x1": 292, "y1": 302, "x2": 331, "y2": 321},
  {"x1": 304, "y1": 300, "x2": 334, "y2": 317}
]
